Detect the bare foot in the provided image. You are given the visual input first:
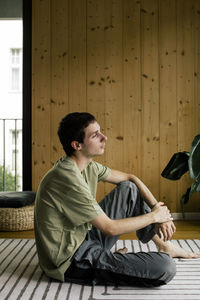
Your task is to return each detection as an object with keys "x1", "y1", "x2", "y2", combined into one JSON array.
[
  {"x1": 159, "y1": 241, "x2": 200, "y2": 259},
  {"x1": 116, "y1": 247, "x2": 128, "y2": 255}
]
